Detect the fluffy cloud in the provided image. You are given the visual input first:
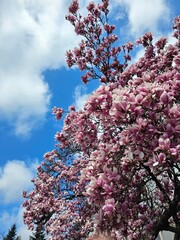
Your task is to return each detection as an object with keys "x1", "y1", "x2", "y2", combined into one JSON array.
[
  {"x1": 0, "y1": 0, "x2": 172, "y2": 137},
  {"x1": 0, "y1": 207, "x2": 32, "y2": 240},
  {"x1": 74, "y1": 85, "x2": 89, "y2": 111},
  {"x1": 17, "y1": 207, "x2": 33, "y2": 240},
  {"x1": 0, "y1": 0, "x2": 79, "y2": 136},
  {"x1": 112, "y1": 0, "x2": 170, "y2": 37},
  {"x1": 0, "y1": 160, "x2": 37, "y2": 204},
  {"x1": 0, "y1": 160, "x2": 38, "y2": 238}
]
